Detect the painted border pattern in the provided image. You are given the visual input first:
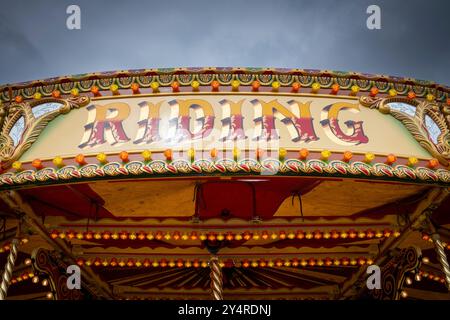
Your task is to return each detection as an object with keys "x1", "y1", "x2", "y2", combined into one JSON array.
[
  {"x1": 1, "y1": 68, "x2": 448, "y2": 103},
  {"x1": 1, "y1": 158, "x2": 449, "y2": 189}
]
